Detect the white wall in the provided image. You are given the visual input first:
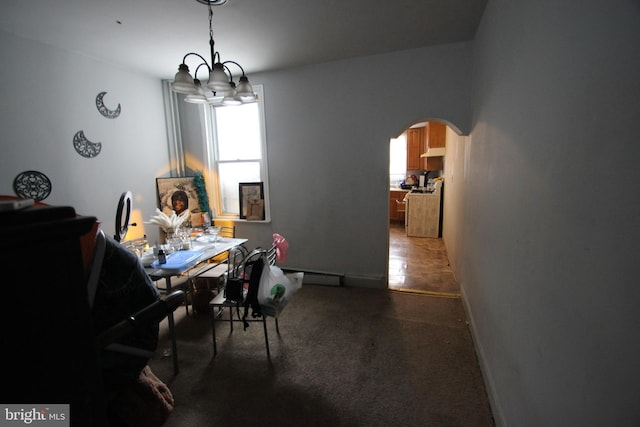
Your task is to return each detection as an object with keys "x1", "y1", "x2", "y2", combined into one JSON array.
[
  {"x1": 0, "y1": 30, "x2": 170, "y2": 242},
  {"x1": 230, "y1": 43, "x2": 475, "y2": 286},
  {"x1": 459, "y1": 1, "x2": 640, "y2": 425},
  {"x1": 442, "y1": 126, "x2": 467, "y2": 275}
]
